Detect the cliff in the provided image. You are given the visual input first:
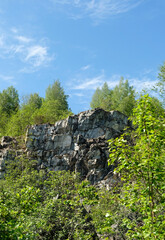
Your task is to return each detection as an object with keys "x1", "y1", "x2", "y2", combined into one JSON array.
[{"x1": 0, "y1": 108, "x2": 131, "y2": 185}]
